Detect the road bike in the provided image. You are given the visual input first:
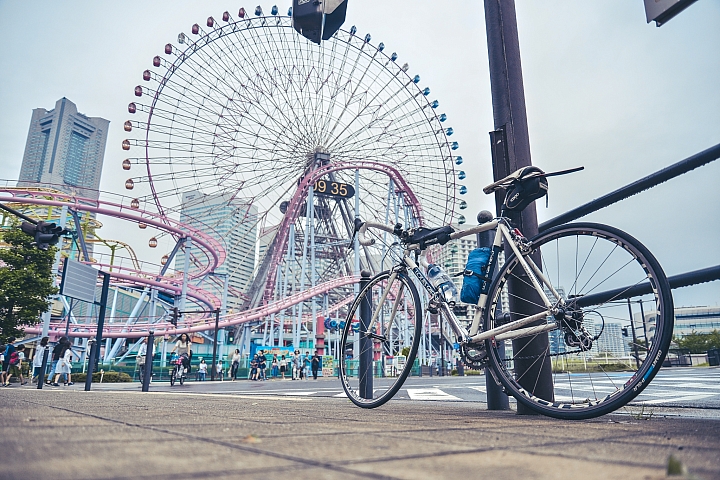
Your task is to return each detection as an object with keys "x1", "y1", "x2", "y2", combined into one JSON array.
[{"x1": 338, "y1": 166, "x2": 673, "y2": 419}]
